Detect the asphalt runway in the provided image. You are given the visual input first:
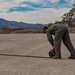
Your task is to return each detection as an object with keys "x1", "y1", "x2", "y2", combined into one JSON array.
[{"x1": 0, "y1": 34, "x2": 75, "y2": 75}]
